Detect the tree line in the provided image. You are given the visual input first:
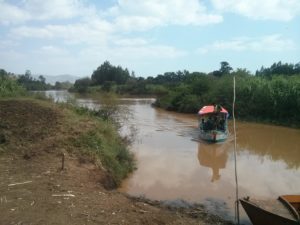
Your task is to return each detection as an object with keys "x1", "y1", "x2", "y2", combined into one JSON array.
[
  {"x1": 1, "y1": 60, "x2": 299, "y2": 128},
  {"x1": 256, "y1": 61, "x2": 300, "y2": 77},
  {"x1": 71, "y1": 60, "x2": 300, "y2": 127},
  {"x1": 0, "y1": 69, "x2": 73, "y2": 91},
  {"x1": 17, "y1": 70, "x2": 52, "y2": 90}
]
